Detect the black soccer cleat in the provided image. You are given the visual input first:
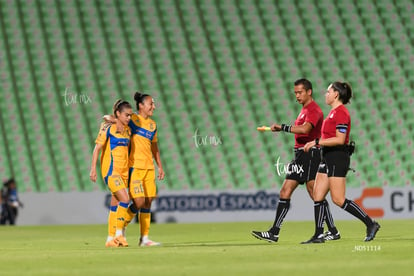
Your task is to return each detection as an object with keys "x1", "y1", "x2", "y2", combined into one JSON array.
[
  {"x1": 301, "y1": 234, "x2": 325, "y2": 244},
  {"x1": 323, "y1": 231, "x2": 341, "y2": 241},
  {"x1": 364, "y1": 221, "x2": 380, "y2": 242},
  {"x1": 251, "y1": 231, "x2": 279, "y2": 243}
]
